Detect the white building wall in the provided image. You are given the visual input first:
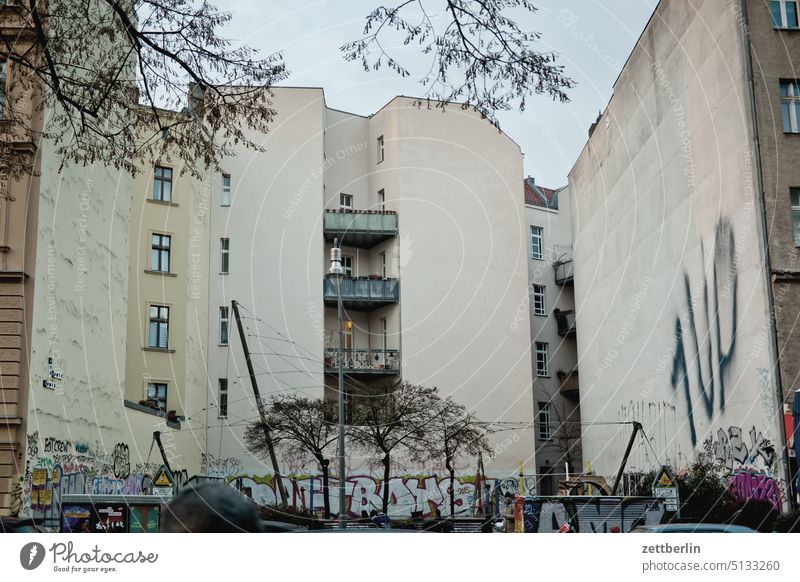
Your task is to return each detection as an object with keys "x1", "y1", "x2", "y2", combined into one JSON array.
[{"x1": 569, "y1": 0, "x2": 781, "y2": 496}]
